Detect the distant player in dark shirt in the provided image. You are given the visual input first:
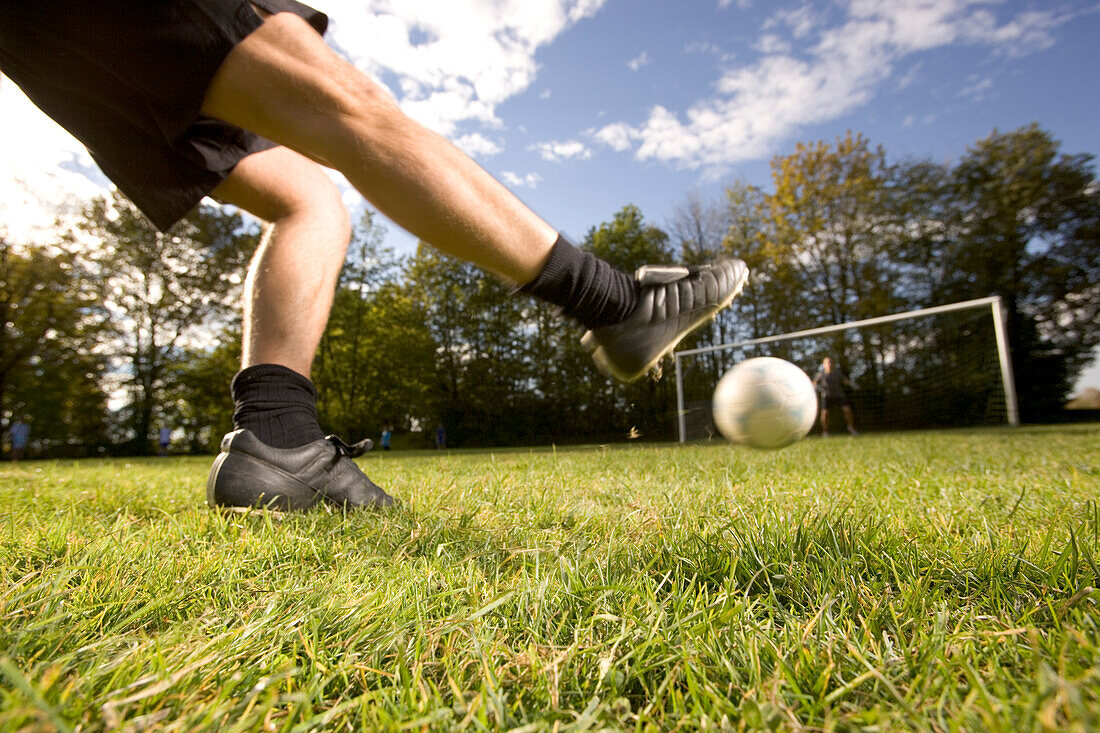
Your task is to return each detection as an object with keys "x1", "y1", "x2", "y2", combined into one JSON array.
[{"x1": 813, "y1": 357, "x2": 858, "y2": 436}]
